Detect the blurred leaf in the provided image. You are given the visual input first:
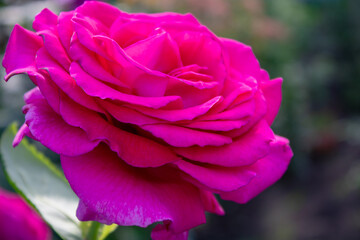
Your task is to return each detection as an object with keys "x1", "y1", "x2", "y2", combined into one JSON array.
[
  {"x1": 99, "y1": 224, "x2": 118, "y2": 240},
  {"x1": 0, "y1": 123, "x2": 83, "y2": 240}
]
